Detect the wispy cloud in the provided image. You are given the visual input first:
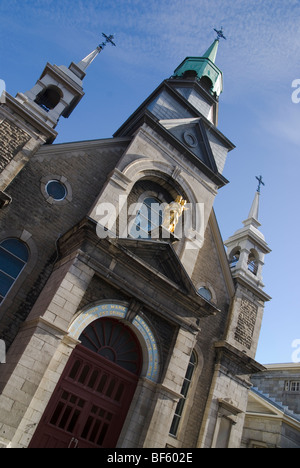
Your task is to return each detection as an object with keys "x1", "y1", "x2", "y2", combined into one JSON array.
[{"x1": 1, "y1": 0, "x2": 300, "y2": 96}]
